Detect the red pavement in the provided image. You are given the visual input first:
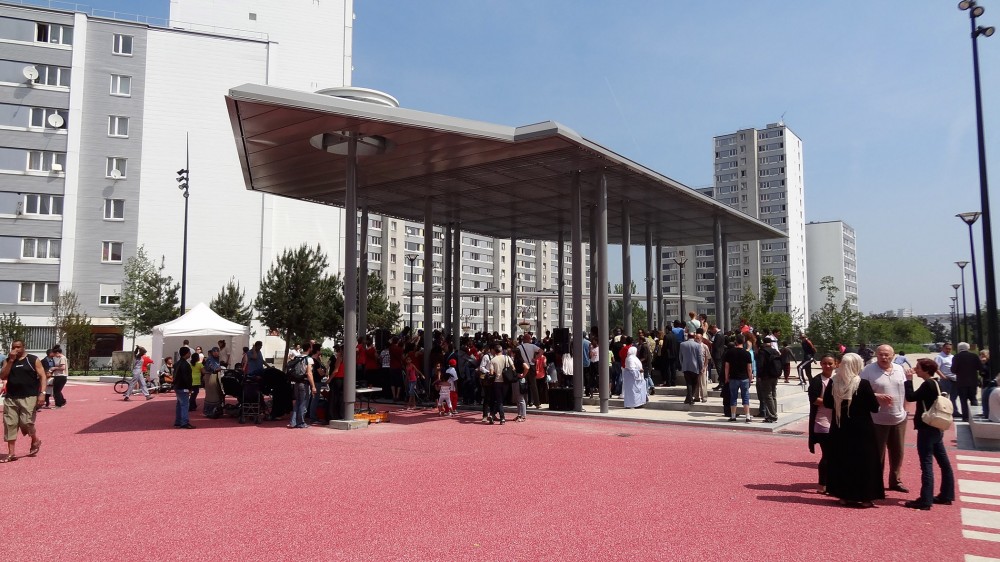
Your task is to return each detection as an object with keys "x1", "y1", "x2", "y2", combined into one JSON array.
[{"x1": 1, "y1": 381, "x2": 994, "y2": 561}]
